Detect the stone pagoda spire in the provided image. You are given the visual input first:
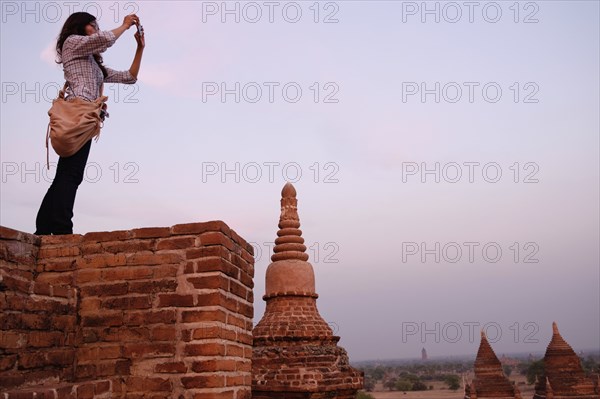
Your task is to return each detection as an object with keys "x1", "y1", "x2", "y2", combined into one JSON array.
[
  {"x1": 533, "y1": 322, "x2": 598, "y2": 399},
  {"x1": 464, "y1": 331, "x2": 519, "y2": 398},
  {"x1": 252, "y1": 183, "x2": 363, "y2": 399}
]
